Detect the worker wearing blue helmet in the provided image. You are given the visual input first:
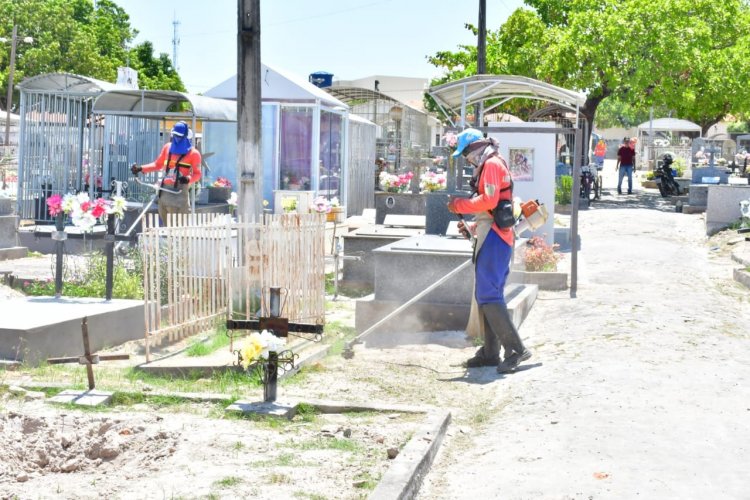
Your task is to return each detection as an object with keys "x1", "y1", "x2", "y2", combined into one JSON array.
[
  {"x1": 447, "y1": 128, "x2": 532, "y2": 374},
  {"x1": 131, "y1": 121, "x2": 202, "y2": 224}
]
